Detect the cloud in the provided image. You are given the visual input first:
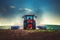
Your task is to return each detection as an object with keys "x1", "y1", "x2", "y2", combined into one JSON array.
[
  {"x1": 19, "y1": 8, "x2": 23, "y2": 10},
  {"x1": 25, "y1": 8, "x2": 32, "y2": 12},
  {"x1": 19, "y1": 8, "x2": 32, "y2": 14},
  {"x1": 19, "y1": 8, "x2": 32, "y2": 12},
  {"x1": 0, "y1": 8, "x2": 7, "y2": 12},
  {"x1": 10, "y1": 5, "x2": 16, "y2": 8}
]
